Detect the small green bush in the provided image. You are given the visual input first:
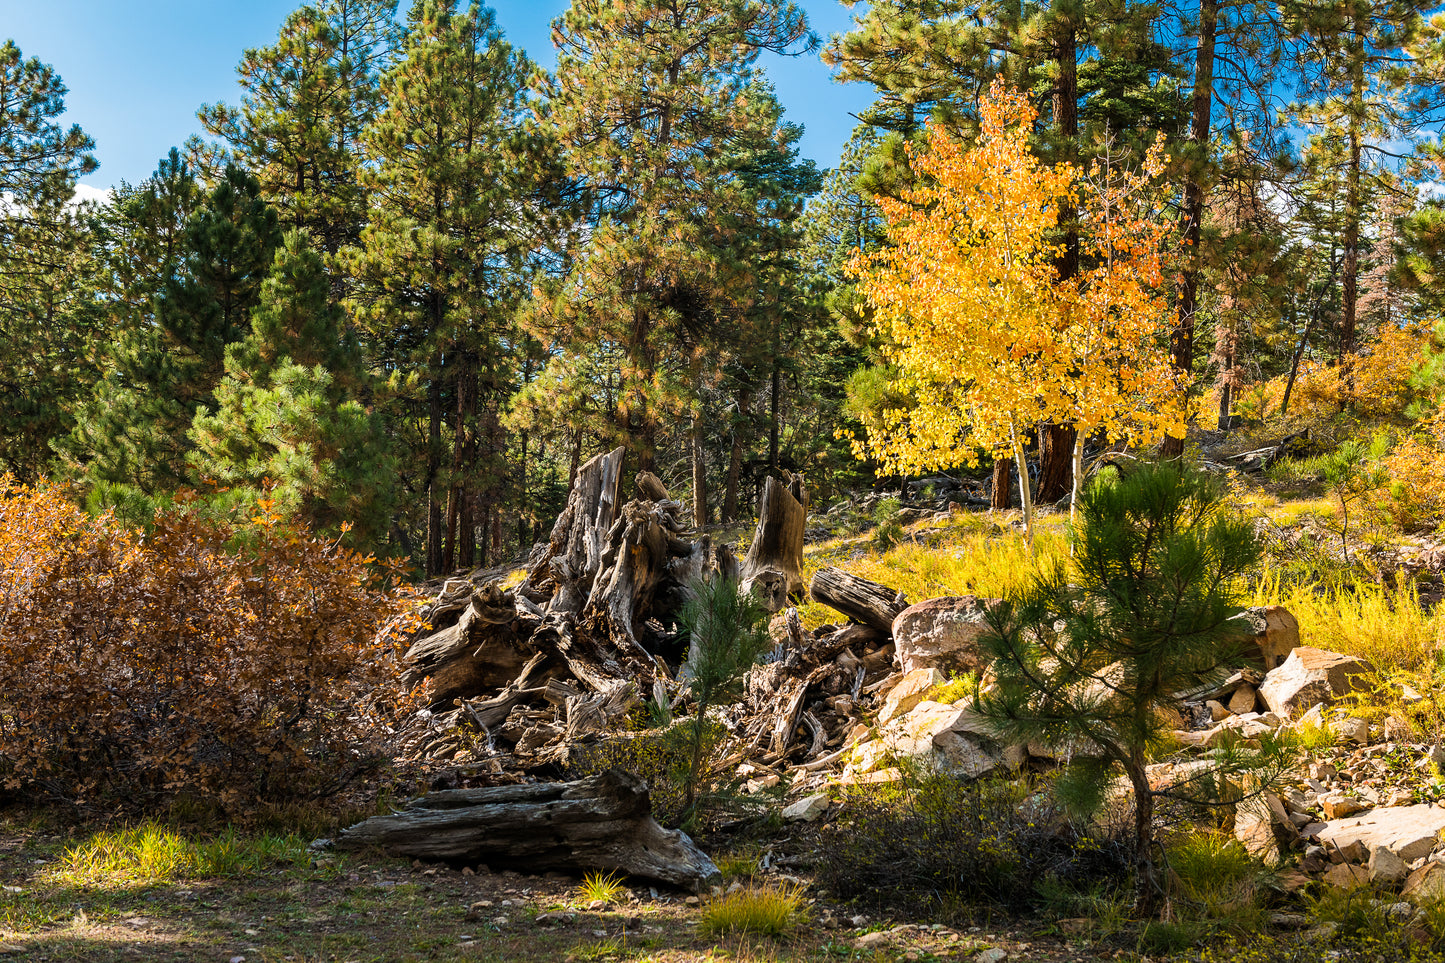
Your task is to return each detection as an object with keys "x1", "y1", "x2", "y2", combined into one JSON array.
[
  {"x1": 872, "y1": 496, "x2": 905, "y2": 551},
  {"x1": 815, "y1": 767, "x2": 1134, "y2": 920}
]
